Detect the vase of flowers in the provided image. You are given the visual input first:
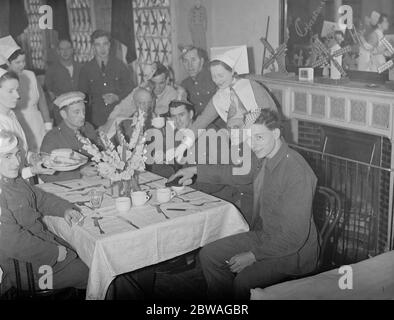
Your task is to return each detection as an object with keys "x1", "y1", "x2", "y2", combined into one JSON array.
[{"x1": 77, "y1": 111, "x2": 147, "y2": 197}]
